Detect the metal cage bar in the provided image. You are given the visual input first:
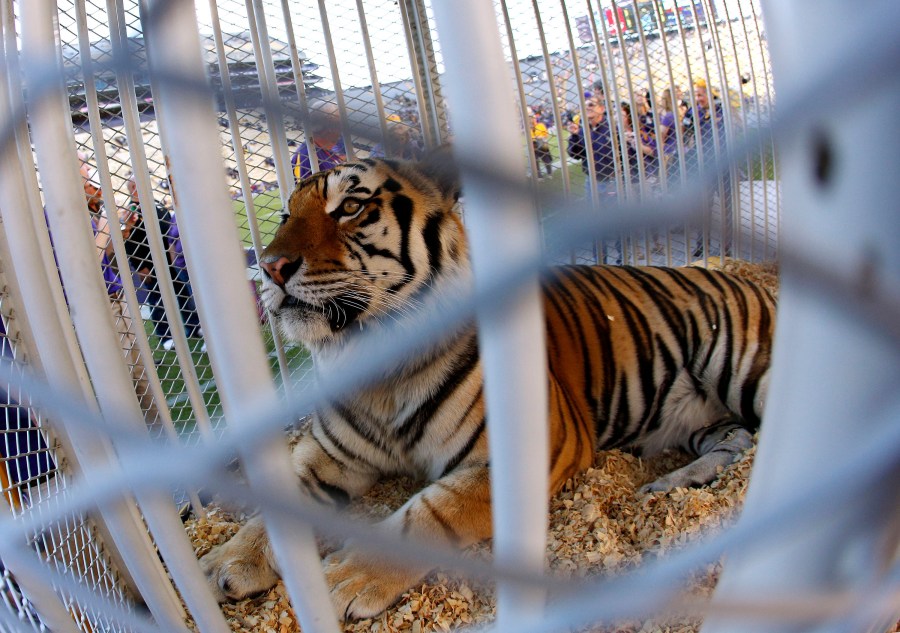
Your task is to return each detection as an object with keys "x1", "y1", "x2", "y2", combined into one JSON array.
[
  {"x1": 432, "y1": 0, "x2": 549, "y2": 627},
  {"x1": 207, "y1": 0, "x2": 294, "y2": 392},
  {"x1": 703, "y1": 1, "x2": 900, "y2": 632},
  {"x1": 0, "y1": 1, "x2": 847, "y2": 632},
  {"x1": 139, "y1": 2, "x2": 339, "y2": 631},
  {"x1": 97, "y1": 0, "x2": 179, "y2": 440},
  {"x1": 19, "y1": 2, "x2": 193, "y2": 630}
]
